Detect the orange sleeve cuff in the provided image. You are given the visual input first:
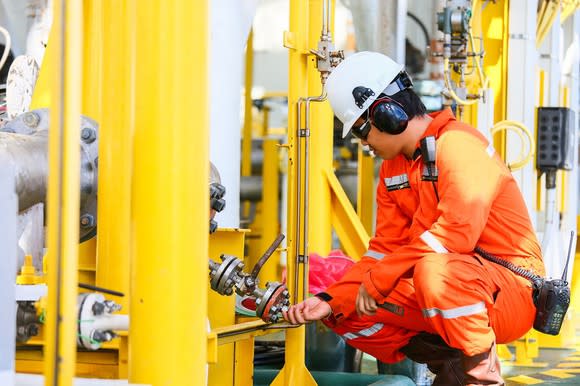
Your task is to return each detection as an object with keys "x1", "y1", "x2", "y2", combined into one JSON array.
[{"x1": 362, "y1": 271, "x2": 387, "y2": 301}]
